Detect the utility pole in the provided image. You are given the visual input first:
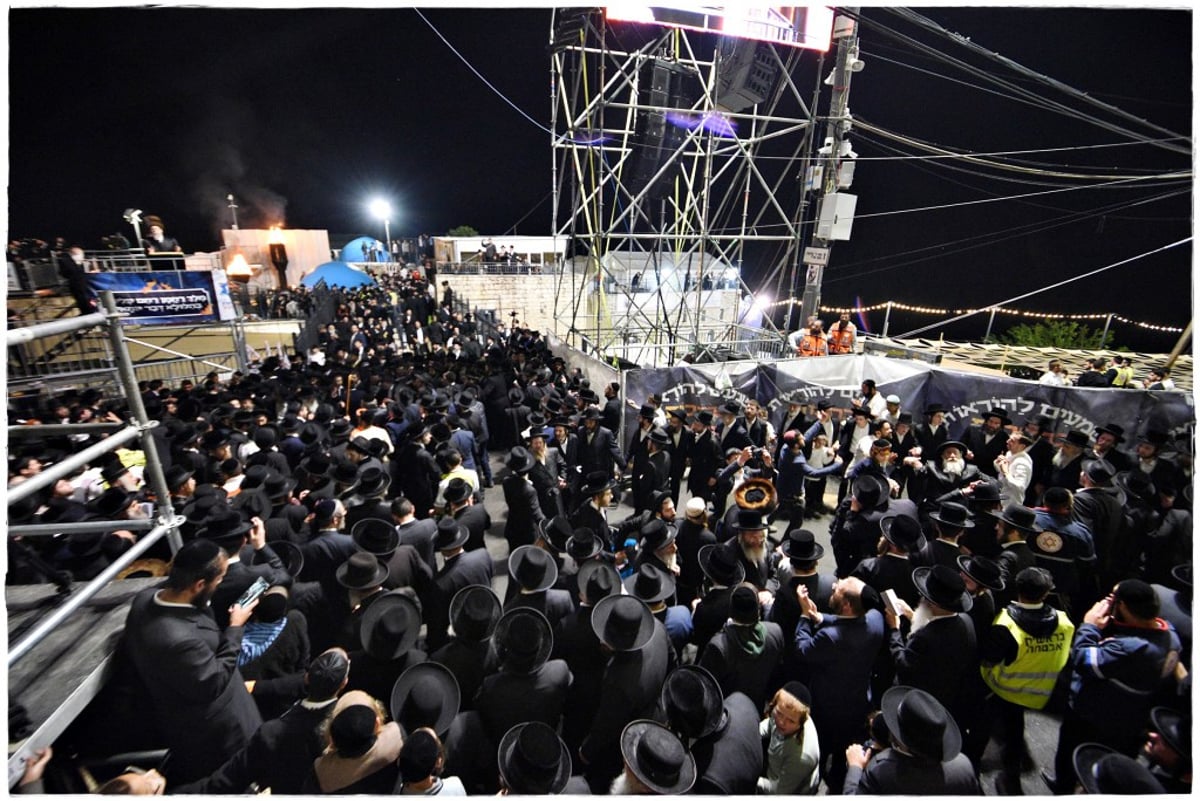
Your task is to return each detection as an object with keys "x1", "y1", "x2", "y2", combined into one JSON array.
[{"x1": 798, "y1": 10, "x2": 862, "y2": 329}]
